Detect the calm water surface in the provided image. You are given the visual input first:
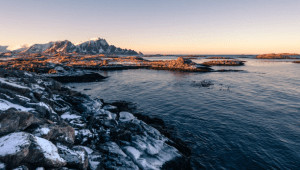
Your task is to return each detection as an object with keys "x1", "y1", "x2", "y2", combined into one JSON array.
[{"x1": 69, "y1": 58, "x2": 300, "y2": 169}]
